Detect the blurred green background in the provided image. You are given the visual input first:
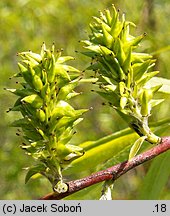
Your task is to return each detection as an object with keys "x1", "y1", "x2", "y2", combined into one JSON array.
[{"x1": 0, "y1": 0, "x2": 170, "y2": 199}]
